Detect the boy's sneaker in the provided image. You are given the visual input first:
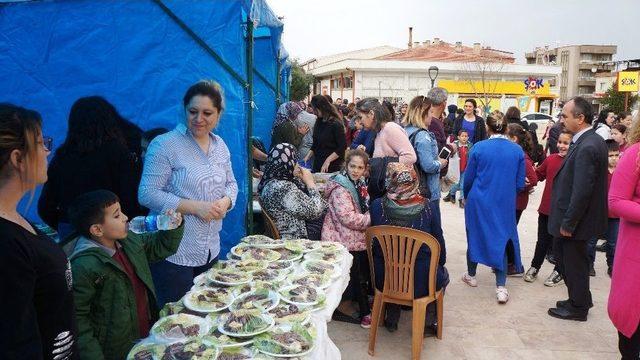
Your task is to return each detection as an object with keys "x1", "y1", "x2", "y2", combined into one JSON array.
[
  {"x1": 507, "y1": 264, "x2": 524, "y2": 277},
  {"x1": 523, "y1": 267, "x2": 539, "y2": 283},
  {"x1": 496, "y1": 287, "x2": 509, "y2": 304},
  {"x1": 461, "y1": 272, "x2": 478, "y2": 287},
  {"x1": 360, "y1": 314, "x2": 372, "y2": 329},
  {"x1": 544, "y1": 270, "x2": 564, "y2": 287},
  {"x1": 443, "y1": 194, "x2": 453, "y2": 203}
]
